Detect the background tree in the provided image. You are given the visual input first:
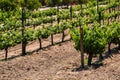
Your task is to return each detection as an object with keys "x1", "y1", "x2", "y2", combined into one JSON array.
[
  {"x1": 0, "y1": 0, "x2": 17, "y2": 11},
  {"x1": 47, "y1": 0, "x2": 63, "y2": 6},
  {"x1": 39, "y1": 0, "x2": 48, "y2": 6},
  {"x1": 17, "y1": 0, "x2": 41, "y2": 10}
]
